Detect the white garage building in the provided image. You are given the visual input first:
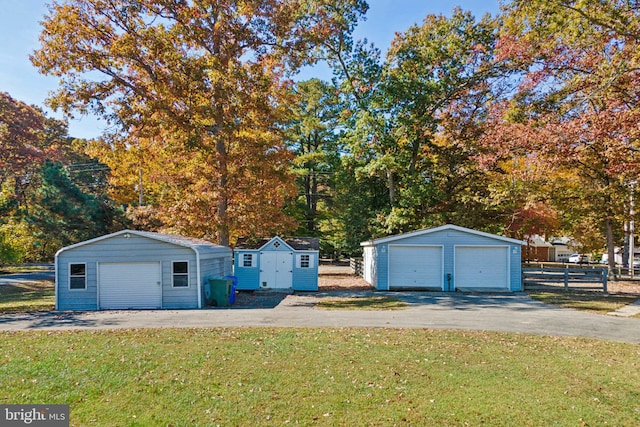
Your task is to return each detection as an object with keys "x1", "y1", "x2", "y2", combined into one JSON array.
[
  {"x1": 55, "y1": 230, "x2": 231, "y2": 310},
  {"x1": 361, "y1": 224, "x2": 525, "y2": 292}
]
